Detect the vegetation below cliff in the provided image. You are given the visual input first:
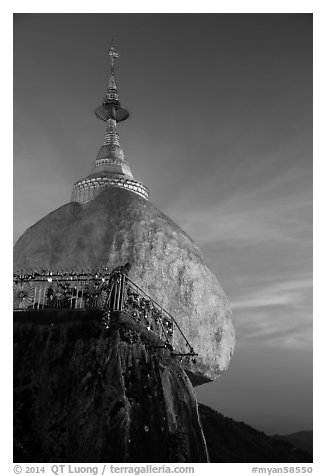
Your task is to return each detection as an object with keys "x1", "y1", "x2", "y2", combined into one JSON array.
[{"x1": 198, "y1": 404, "x2": 312, "y2": 463}]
